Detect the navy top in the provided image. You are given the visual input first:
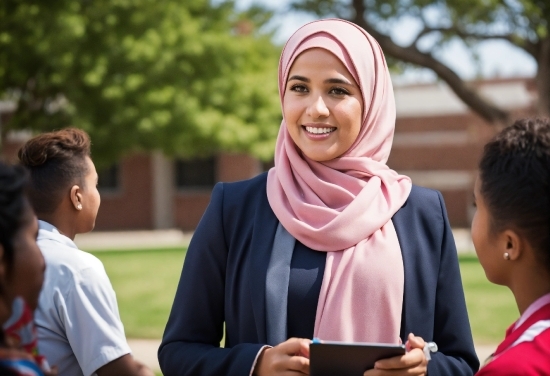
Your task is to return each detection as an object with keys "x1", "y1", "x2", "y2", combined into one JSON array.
[
  {"x1": 287, "y1": 241, "x2": 326, "y2": 339},
  {"x1": 158, "y1": 173, "x2": 479, "y2": 376}
]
